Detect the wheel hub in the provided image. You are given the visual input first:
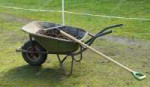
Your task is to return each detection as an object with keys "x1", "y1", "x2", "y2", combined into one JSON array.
[{"x1": 26, "y1": 47, "x2": 41, "y2": 61}]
